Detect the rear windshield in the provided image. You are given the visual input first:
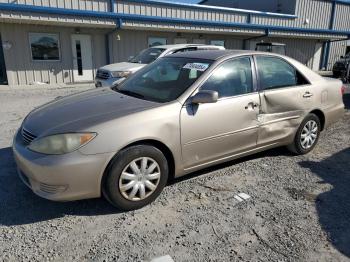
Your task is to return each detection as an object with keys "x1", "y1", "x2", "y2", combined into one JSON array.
[
  {"x1": 115, "y1": 57, "x2": 213, "y2": 103},
  {"x1": 129, "y1": 48, "x2": 166, "y2": 64}
]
